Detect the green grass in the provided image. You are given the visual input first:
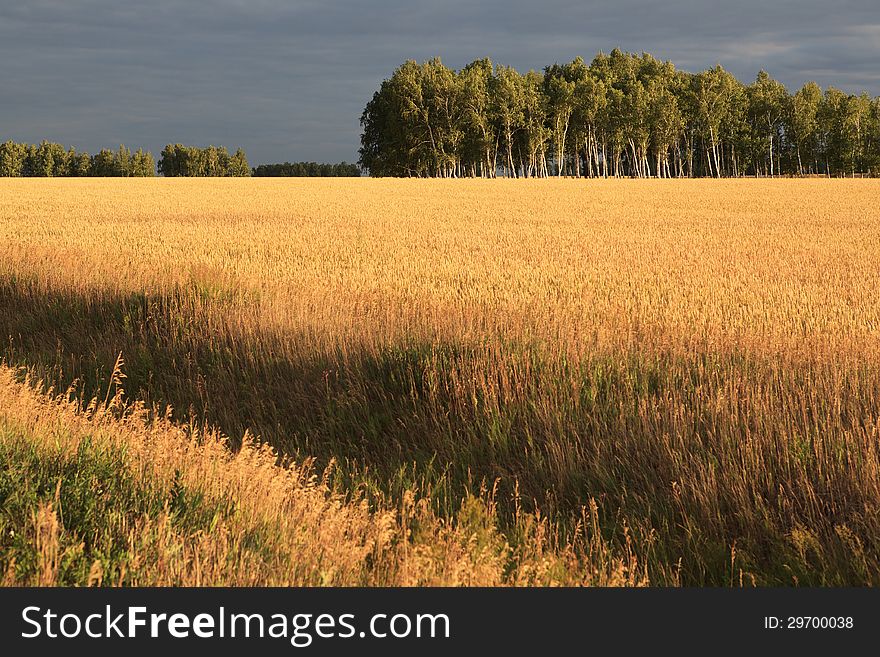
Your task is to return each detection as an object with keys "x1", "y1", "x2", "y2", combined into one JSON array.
[{"x1": 0, "y1": 428, "x2": 238, "y2": 585}]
